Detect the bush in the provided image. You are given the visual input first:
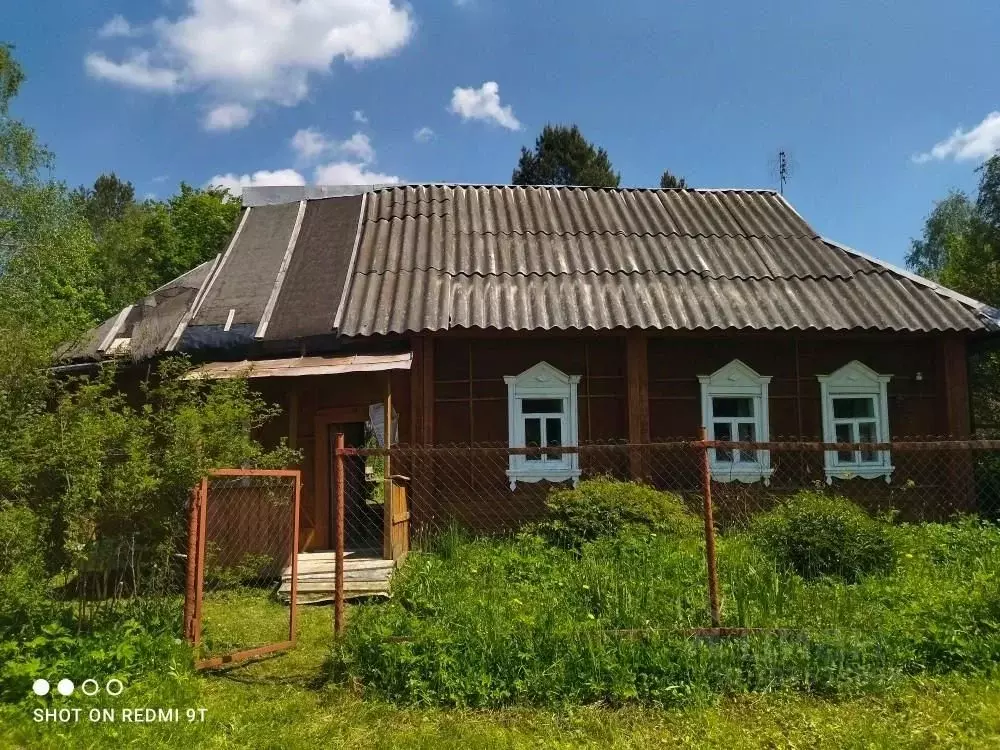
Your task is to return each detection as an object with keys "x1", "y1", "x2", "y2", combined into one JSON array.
[
  {"x1": 534, "y1": 477, "x2": 700, "y2": 547},
  {"x1": 751, "y1": 492, "x2": 895, "y2": 581},
  {"x1": 0, "y1": 506, "x2": 50, "y2": 634}
]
